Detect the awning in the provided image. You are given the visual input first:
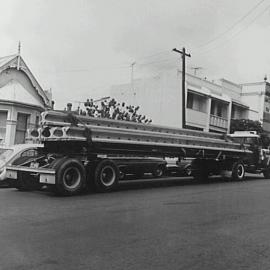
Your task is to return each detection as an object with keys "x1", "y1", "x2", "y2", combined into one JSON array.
[{"x1": 232, "y1": 99, "x2": 249, "y2": 109}]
